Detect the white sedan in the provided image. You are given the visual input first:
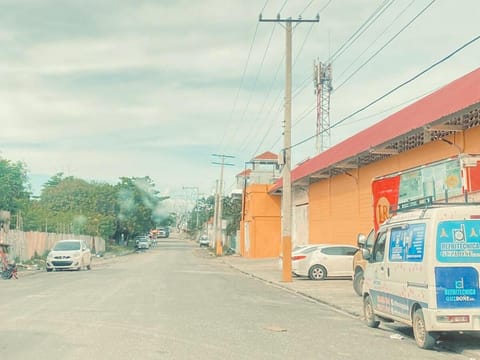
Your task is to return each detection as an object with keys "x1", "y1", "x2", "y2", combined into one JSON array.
[
  {"x1": 291, "y1": 244, "x2": 358, "y2": 280},
  {"x1": 46, "y1": 240, "x2": 92, "y2": 272}
]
